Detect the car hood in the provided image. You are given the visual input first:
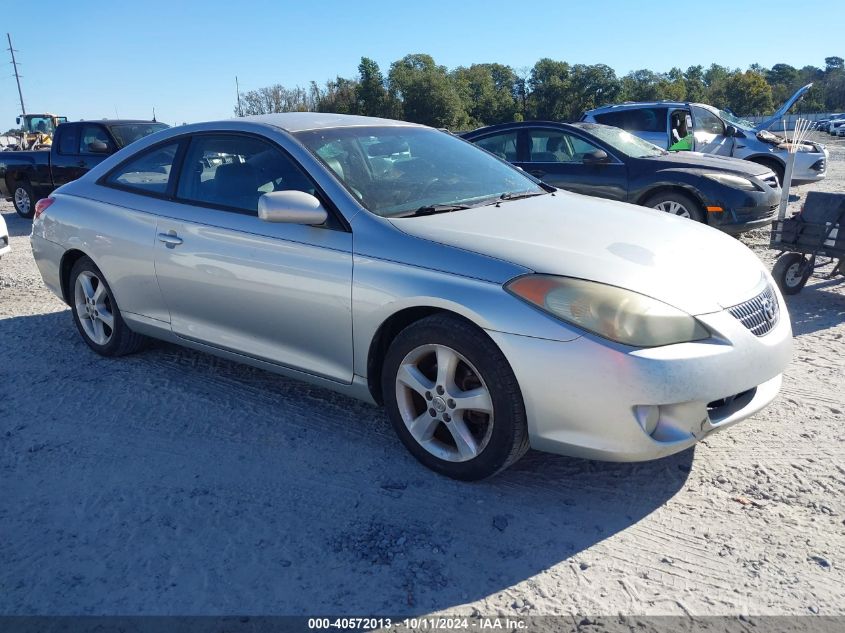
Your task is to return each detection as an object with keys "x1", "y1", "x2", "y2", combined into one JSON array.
[
  {"x1": 390, "y1": 192, "x2": 766, "y2": 316},
  {"x1": 645, "y1": 151, "x2": 773, "y2": 178},
  {"x1": 754, "y1": 83, "x2": 813, "y2": 131}
]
